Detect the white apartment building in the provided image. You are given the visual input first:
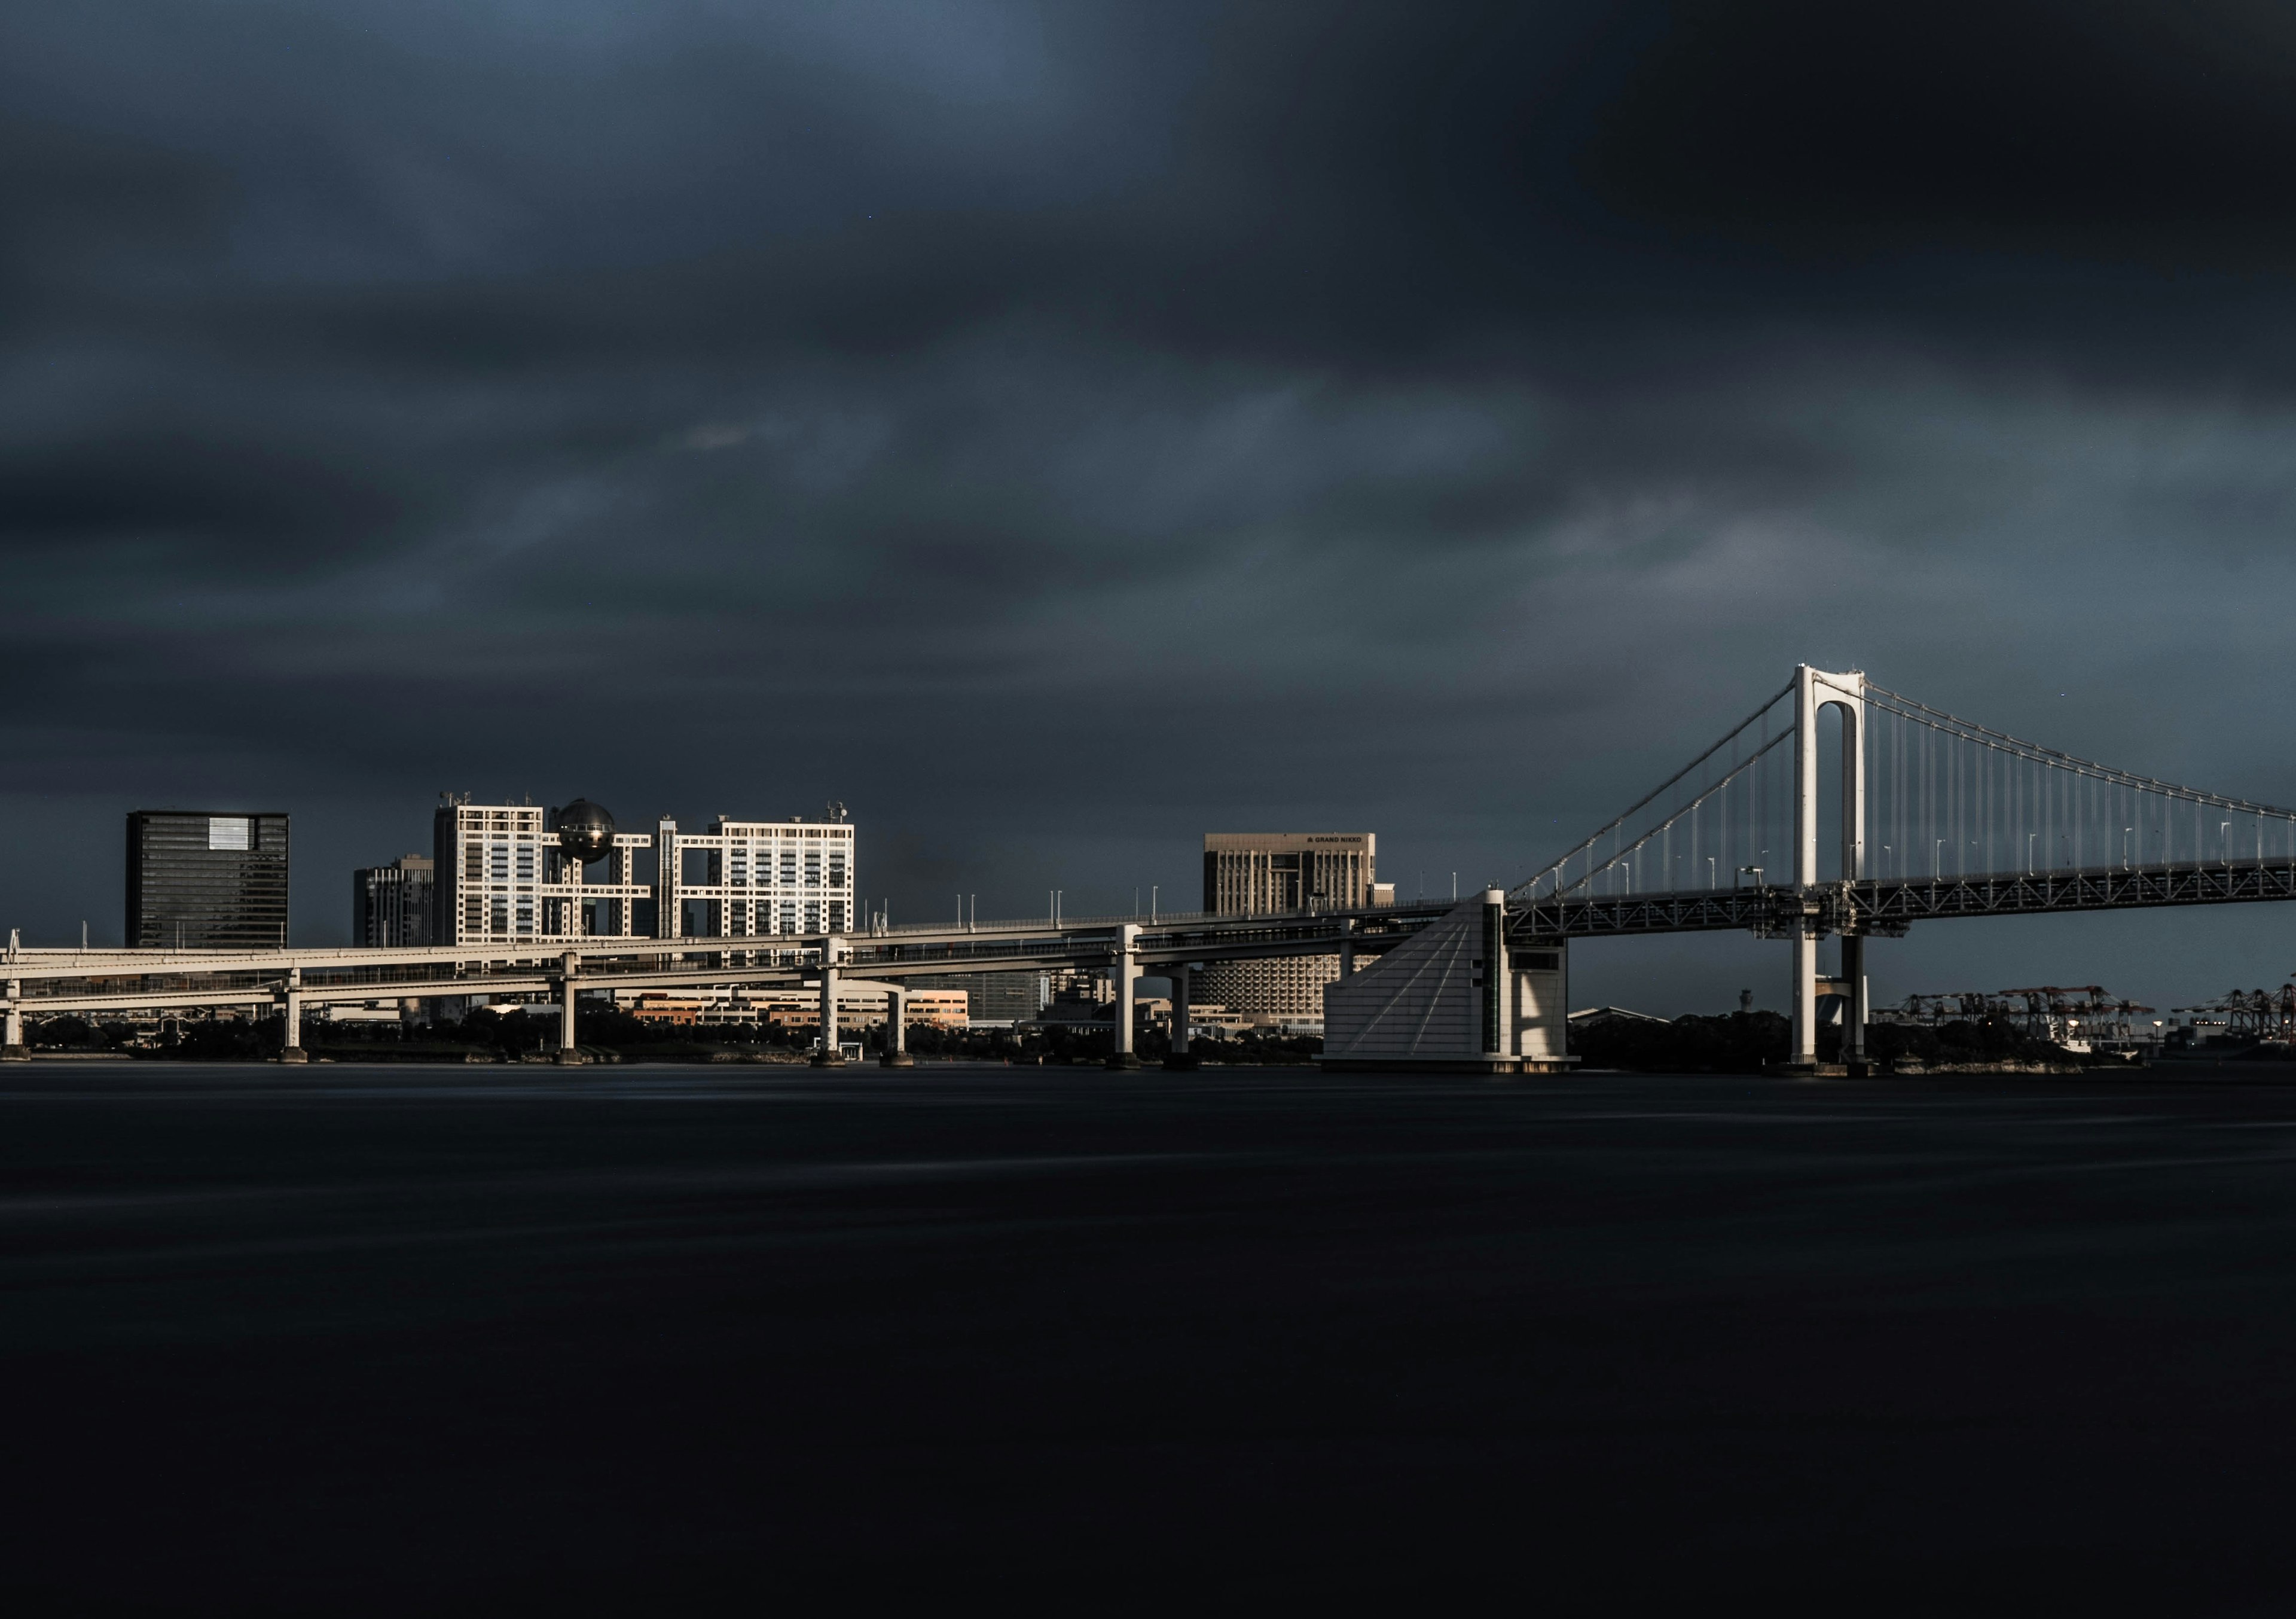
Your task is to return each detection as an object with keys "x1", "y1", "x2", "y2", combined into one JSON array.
[{"x1": 431, "y1": 798, "x2": 856, "y2": 948}]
